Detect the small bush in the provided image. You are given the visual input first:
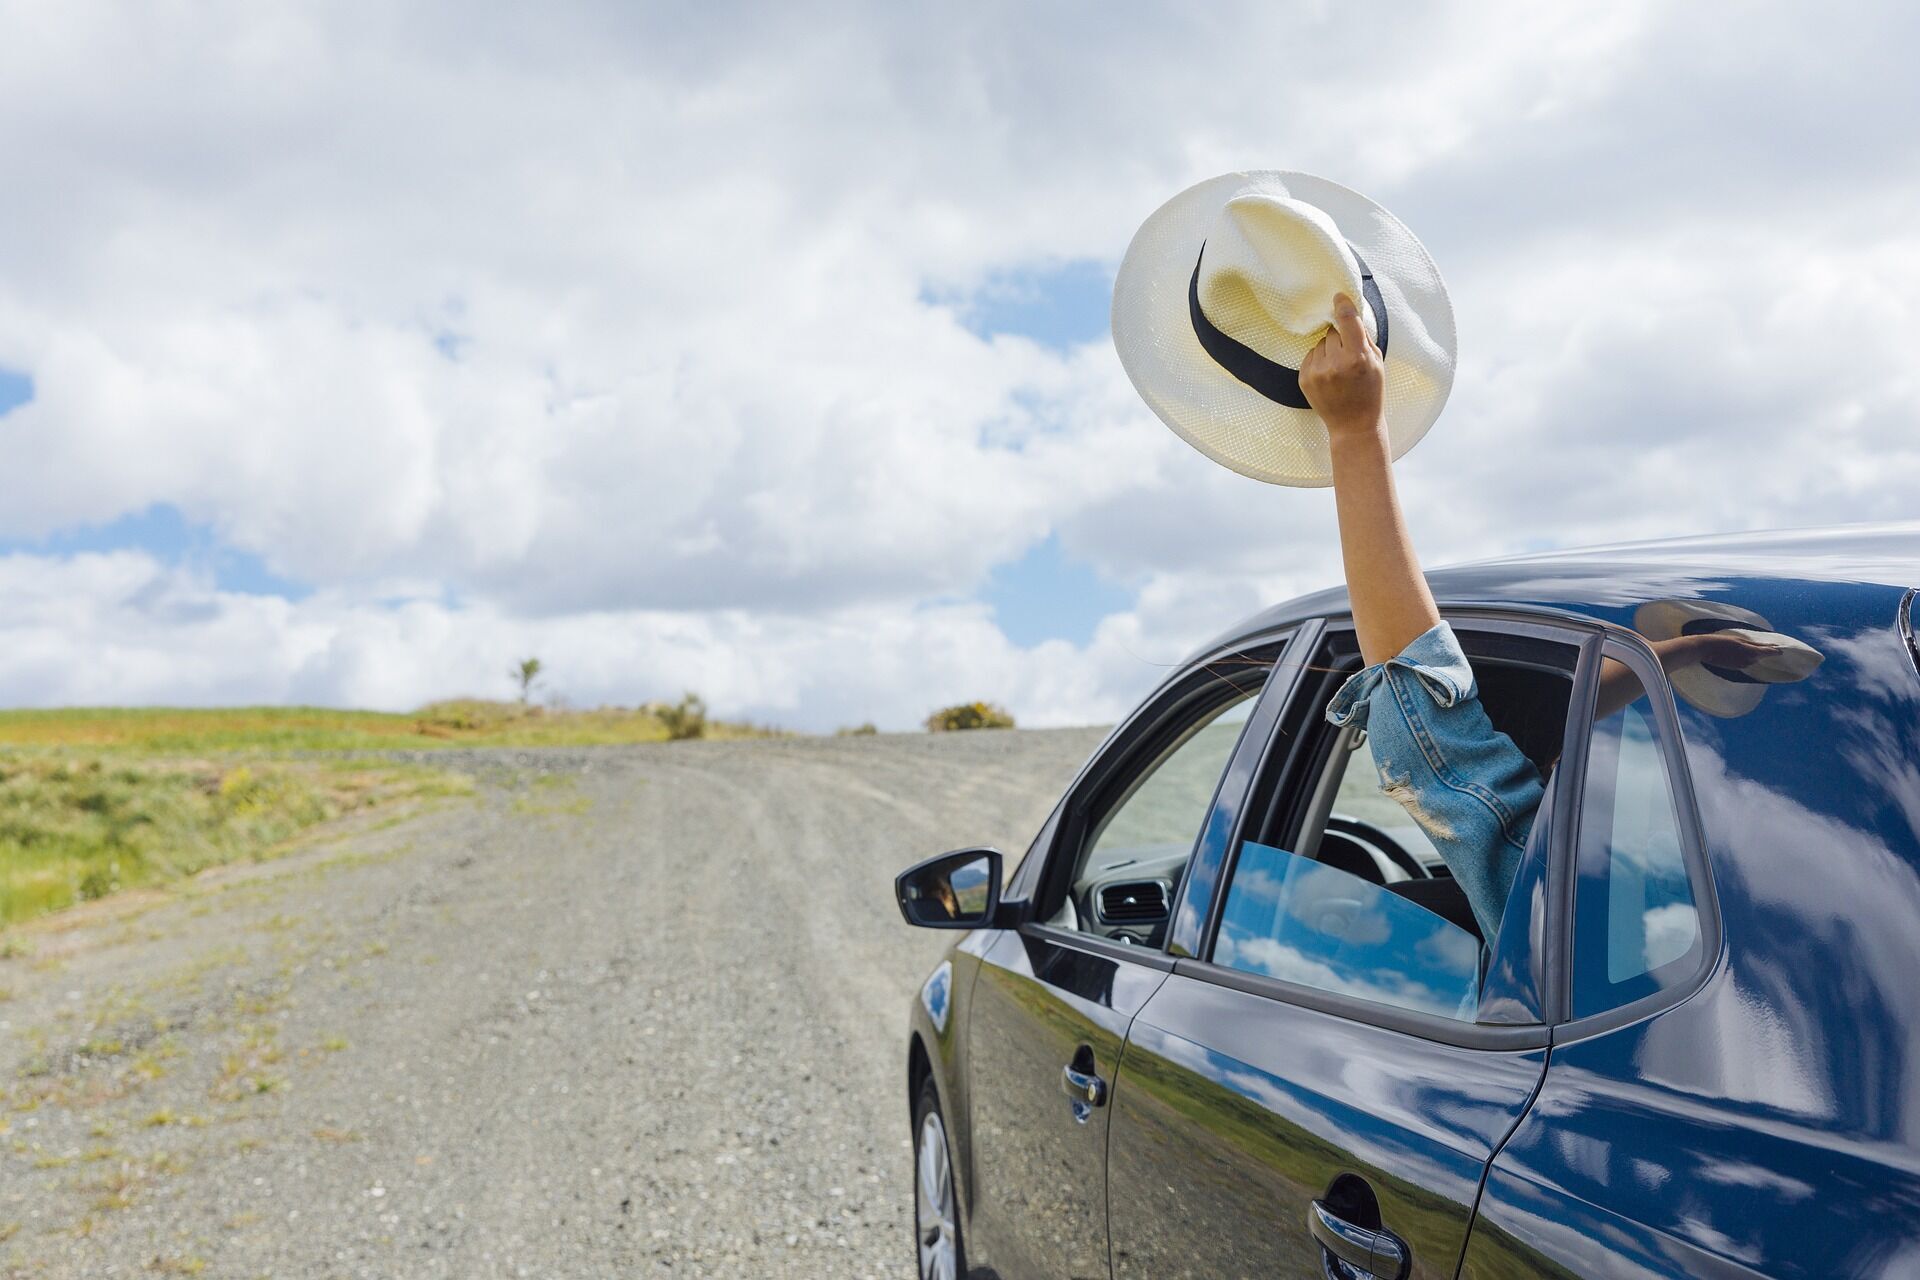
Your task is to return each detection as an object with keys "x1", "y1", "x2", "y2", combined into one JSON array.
[
  {"x1": 78, "y1": 863, "x2": 120, "y2": 901},
  {"x1": 924, "y1": 702, "x2": 1015, "y2": 733},
  {"x1": 655, "y1": 693, "x2": 708, "y2": 741},
  {"x1": 414, "y1": 700, "x2": 541, "y2": 737},
  {"x1": 835, "y1": 723, "x2": 878, "y2": 737}
]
